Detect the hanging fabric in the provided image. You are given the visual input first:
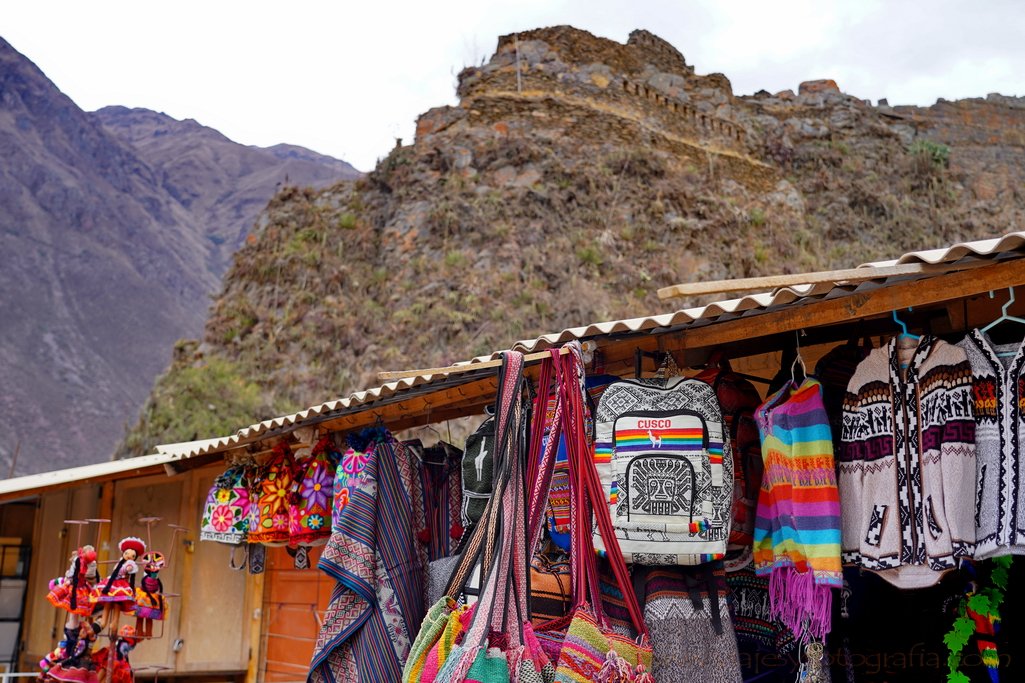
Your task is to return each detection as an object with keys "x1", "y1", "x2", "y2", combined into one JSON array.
[
  {"x1": 838, "y1": 336, "x2": 977, "y2": 589},
  {"x1": 959, "y1": 328, "x2": 1025, "y2": 559},
  {"x1": 289, "y1": 436, "x2": 340, "y2": 548},
  {"x1": 310, "y1": 429, "x2": 426, "y2": 683},
  {"x1": 753, "y1": 377, "x2": 841, "y2": 642},
  {"x1": 406, "y1": 441, "x2": 464, "y2": 563},
  {"x1": 402, "y1": 350, "x2": 533, "y2": 683},
  {"x1": 248, "y1": 443, "x2": 297, "y2": 546},
  {"x1": 694, "y1": 352, "x2": 764, "y2": 570}
]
